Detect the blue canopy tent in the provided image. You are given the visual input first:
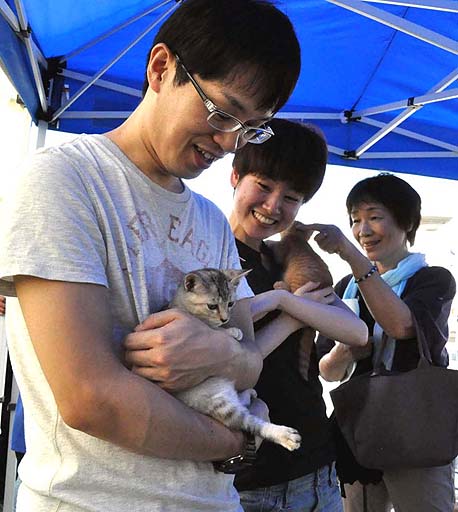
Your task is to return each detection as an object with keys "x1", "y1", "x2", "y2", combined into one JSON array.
[{"x1": 0, "y1": 0, "x2": 457, "y2": 178}]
